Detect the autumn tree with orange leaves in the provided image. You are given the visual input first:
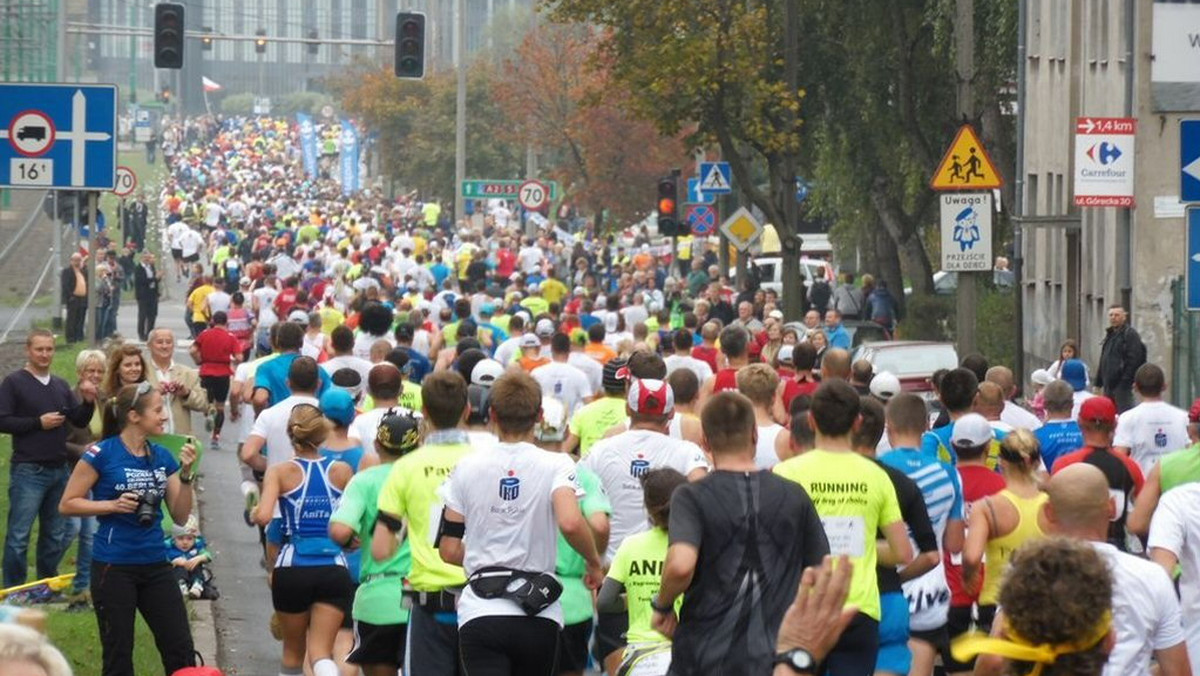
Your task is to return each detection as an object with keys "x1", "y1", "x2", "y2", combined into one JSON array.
[{"x1": 491, "y1": 23, "x2": 687, "y2": 230}]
